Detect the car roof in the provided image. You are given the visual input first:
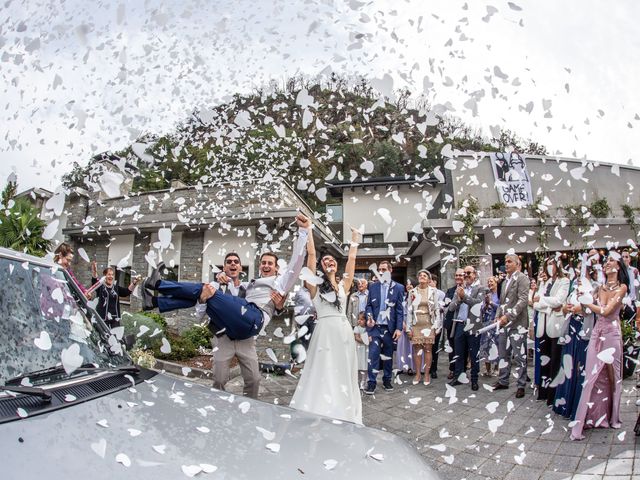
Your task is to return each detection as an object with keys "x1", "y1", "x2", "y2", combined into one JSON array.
[{"x1": 0, "y1": 247, "x2": 56, "y2": 268}]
